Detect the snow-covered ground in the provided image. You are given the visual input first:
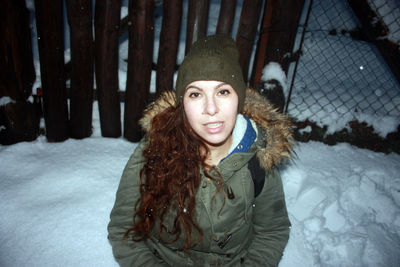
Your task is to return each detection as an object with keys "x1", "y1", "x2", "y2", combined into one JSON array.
[{"x1": 1, "y1": 103, "x2": 400, "y2": 266}]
